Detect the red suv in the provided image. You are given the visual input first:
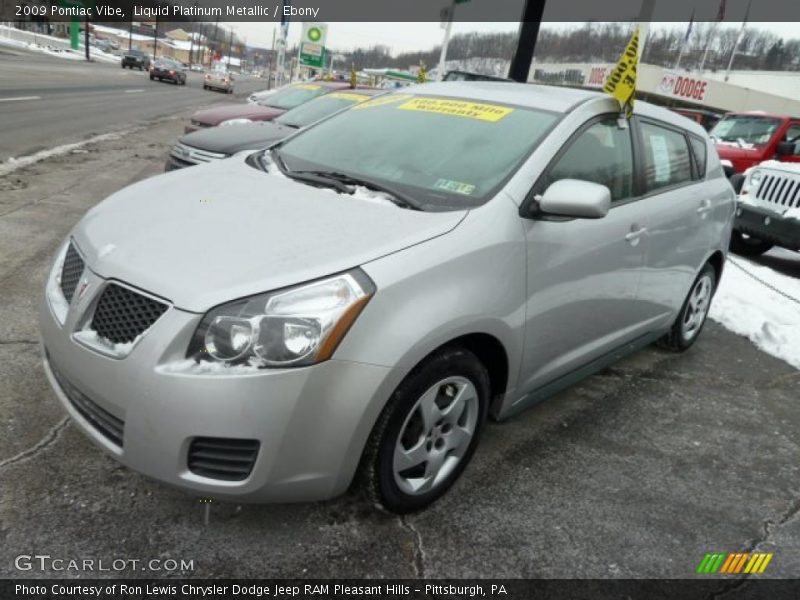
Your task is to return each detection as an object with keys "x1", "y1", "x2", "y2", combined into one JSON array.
[{"x1": 710, "y1": 112, "x2": 800, "y2": 177}]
